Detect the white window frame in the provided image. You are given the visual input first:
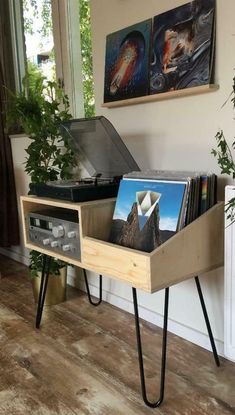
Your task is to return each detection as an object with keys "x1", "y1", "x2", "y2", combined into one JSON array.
[
  {"x1": 8, "y1": 0, "x2": 26, "y2": 92},
  {"x1": 52, "y1": 0, "x2": 84, "y2": 118},
  {"x1": 9, "y1": 0, "x2": 84, "y2": 118}
]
